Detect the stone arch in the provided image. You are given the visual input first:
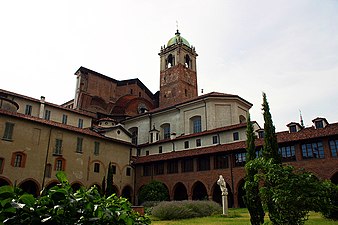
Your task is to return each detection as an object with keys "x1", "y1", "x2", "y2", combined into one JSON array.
[
  {"x1": 166, "y1": 54, "x2": 175, "y2": 68},
  {"x1": 18, "y1": 179, "x2": 40, "y2": 197},
  {"x1": 211, "y1": 182, "x2": 234, "y2": 208},
  {"x1": 237, "y1": 179, "x2": 246, "y2": 208},
  {"x1": 45, "y1": 180, "x2": 59, "y2": 191},
  {"x1": 173, "y1": 182, "x2": 188, "y2": 200},
  {"x1": 0, "y1": 176, "x2": 12, "y2": 186},
  {"x1": 89, "y1": 183, "x2": 102, "y2": 194},
  {"x1": 192, "y1": 181, "x2": 208, "y2": 200},
  {"x1": 71, "y1": 181, "x2": 84, "y2": 192},
  {"x1": 121, "y1": 185, "x2": 133, "y2": 202},
  {"x1": 331, "y1": 171, "x2": 338, "y2": 185},
  {"x1": 239, "y1": 115, "x2": 246, "y2": 124}
]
